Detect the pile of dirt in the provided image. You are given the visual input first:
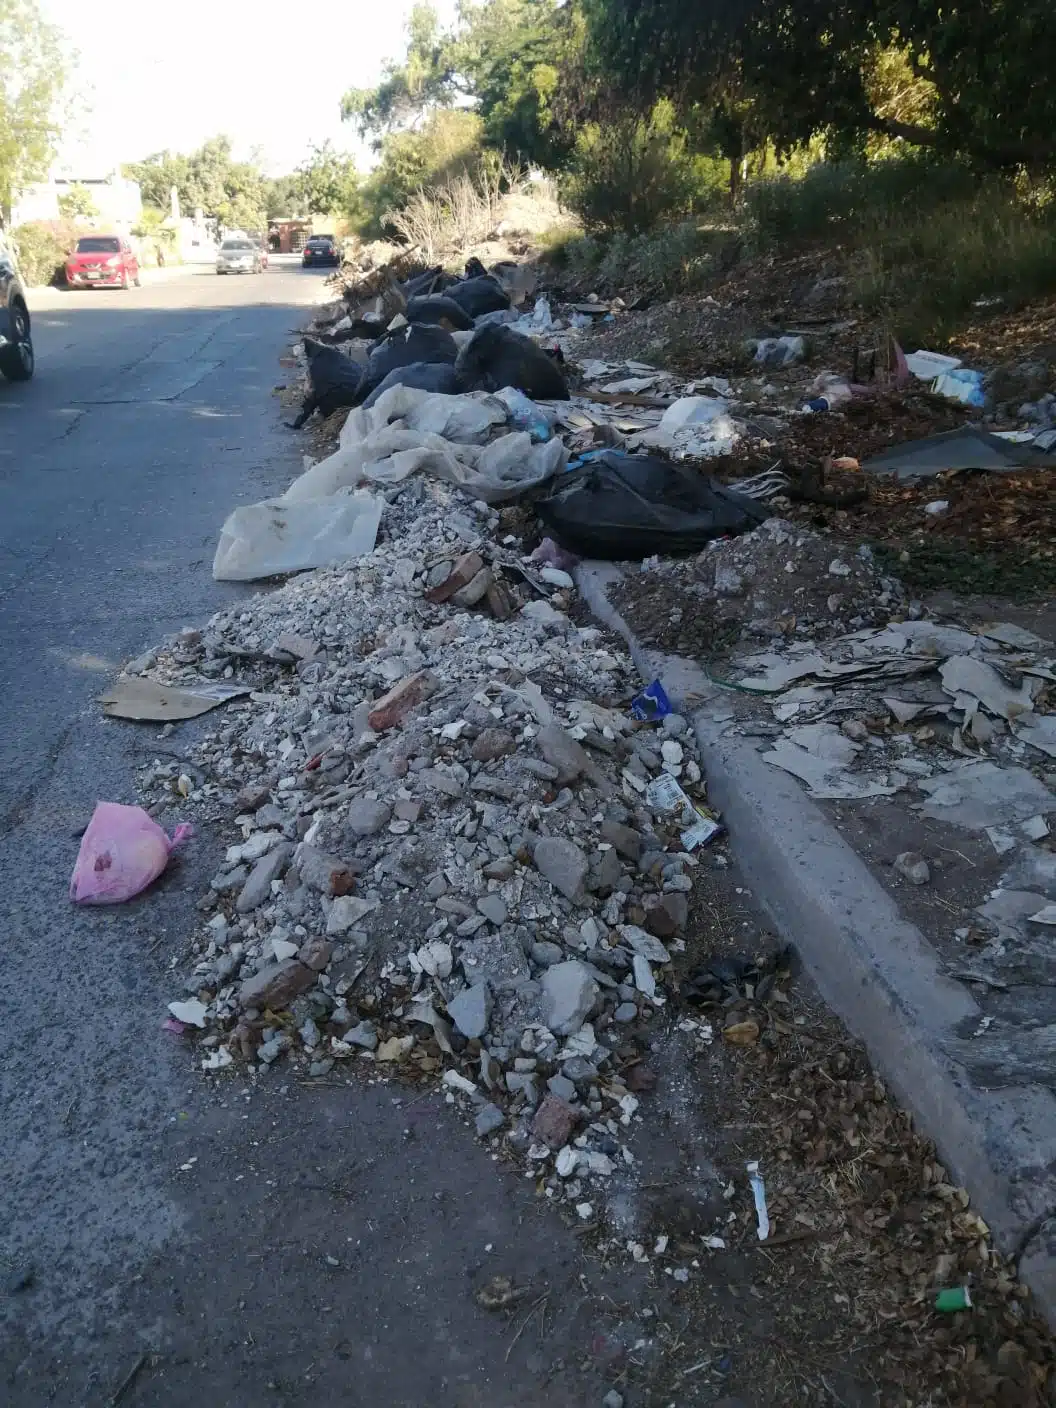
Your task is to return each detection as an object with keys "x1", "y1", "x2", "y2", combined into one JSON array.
[{"x1": 609, "y1": 517, "x2": 906, "y2": 659}]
